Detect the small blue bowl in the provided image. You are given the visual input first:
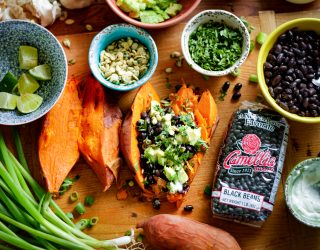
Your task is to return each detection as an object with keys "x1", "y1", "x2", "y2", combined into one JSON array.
[
  {"x1": 0, "y1": 20, "x2": 67, "y2": 125},
  {"x1": 89, "y1": 23, "x2": 158, "y2": 91}
]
